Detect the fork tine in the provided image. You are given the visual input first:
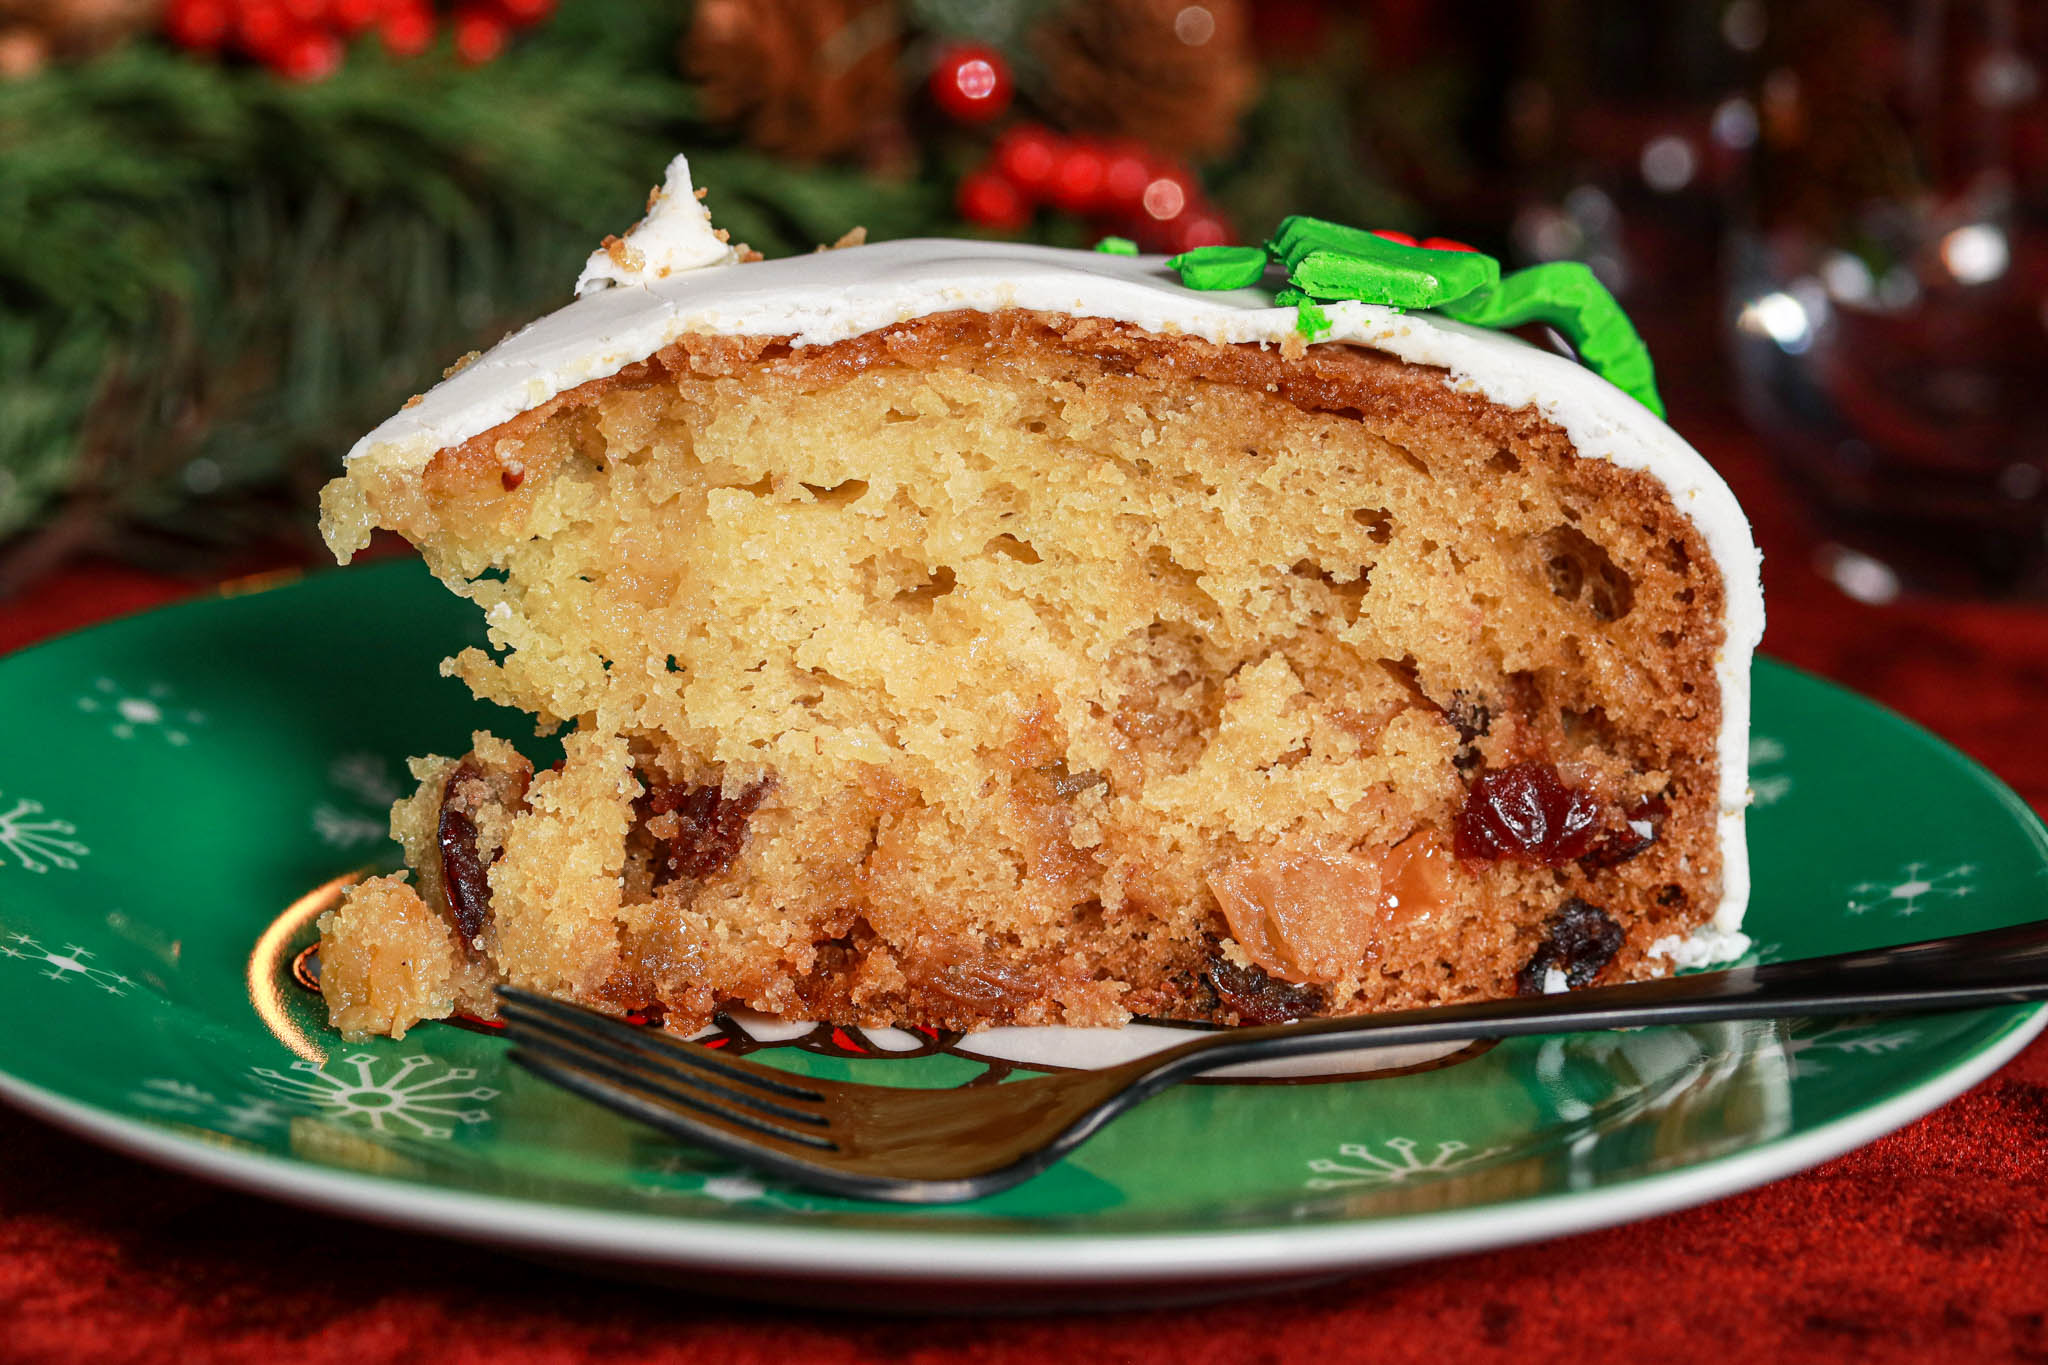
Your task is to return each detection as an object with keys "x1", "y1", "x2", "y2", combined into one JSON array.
[
  {"x1": 507, "y1": 1032, "x2": 840, "y2": 1152},
  {"x1": 495, "y1": 987, "x2": 824, "y2": 1100},
  {"x1": 497, "y1": 999, "x2": 830, "y2": 1129}
]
